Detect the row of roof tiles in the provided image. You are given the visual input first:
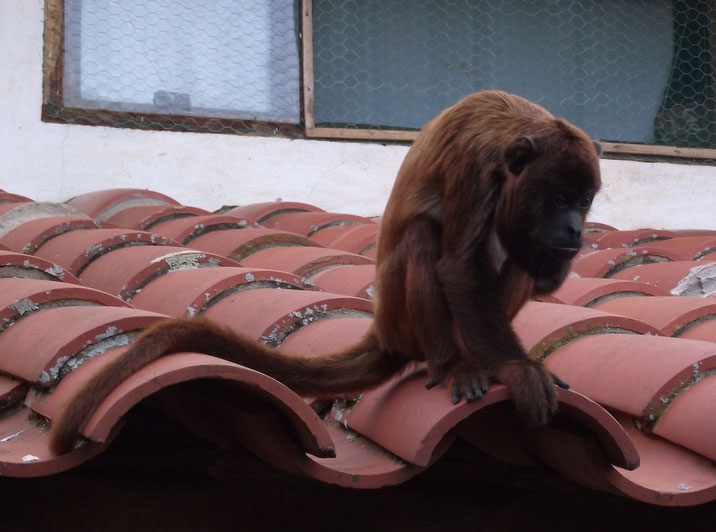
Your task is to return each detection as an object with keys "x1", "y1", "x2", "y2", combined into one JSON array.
[{"x1": 0, "y1": 187, "x2": 714, "y2": 505}]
